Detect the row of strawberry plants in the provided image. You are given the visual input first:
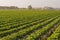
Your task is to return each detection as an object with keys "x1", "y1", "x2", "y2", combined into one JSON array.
[
  {"x1": 0, "y1": 16, "x2": 51, "y2": 31},
  {"x1": 47, "y1": 25, "x2": 60, "y2": 40},
  {"x1": 0, "y1": 16, "x2": 53, "y2": 38},
  {"x1": 0, "y1": 16, "x2": 58, "y2": 40},
  {"x1": 0, "y1": 14, "x2": 47, "y2": 26},
  {"x1": 1, "y1": 16, "x2": 51, "y2": 25},
  {"x1": 0, "y1": 13, "x2": 58, "y2": 28},
  {"x1": 0, "y1": 15, "x2": 47, "y2": 27},
  {"x1": 39, "y1": 20, "x2": 60, "y2": 40},
  {"x1": 25, "y1": 17, "x2": 60, "y2": 40},
  {"x1": 0, "y1": 13, "x2": 58, "y2": 29}
]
